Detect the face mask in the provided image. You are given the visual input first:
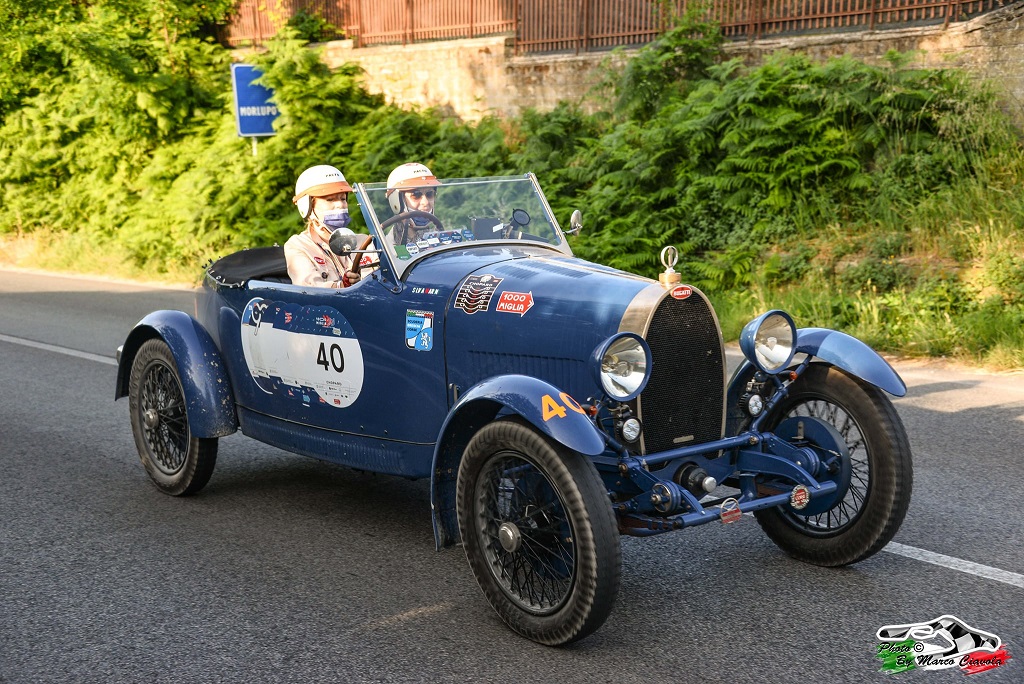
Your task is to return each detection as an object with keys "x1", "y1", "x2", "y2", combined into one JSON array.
[
  {"x1": 321, "y1": 209, "x2": 351, "y2": 231},
  {"x1": 411, "y1": 212, "x2": 433, "y2": 228}
]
